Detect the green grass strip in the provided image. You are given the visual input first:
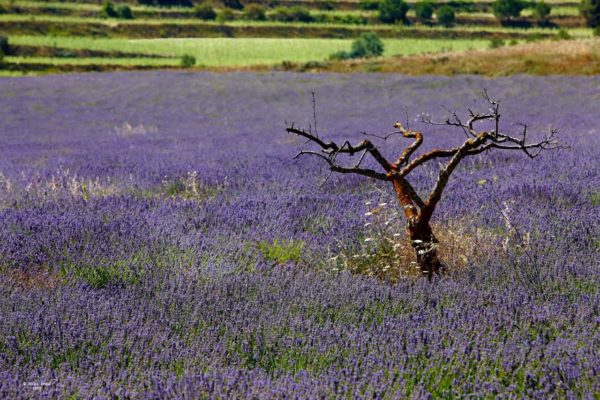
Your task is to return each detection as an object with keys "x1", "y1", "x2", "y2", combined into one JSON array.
[{"x1": 8, "y1": 36, "x2": 490, "y2": 66}]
